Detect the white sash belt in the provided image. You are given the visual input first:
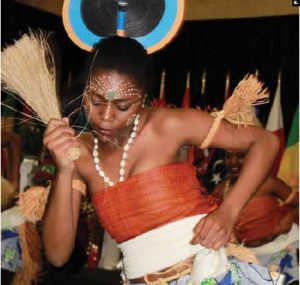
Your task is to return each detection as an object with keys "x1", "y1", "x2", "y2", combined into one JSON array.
[{"x1": 118, "y1": 214, "x2": 229, "y2": 283}]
